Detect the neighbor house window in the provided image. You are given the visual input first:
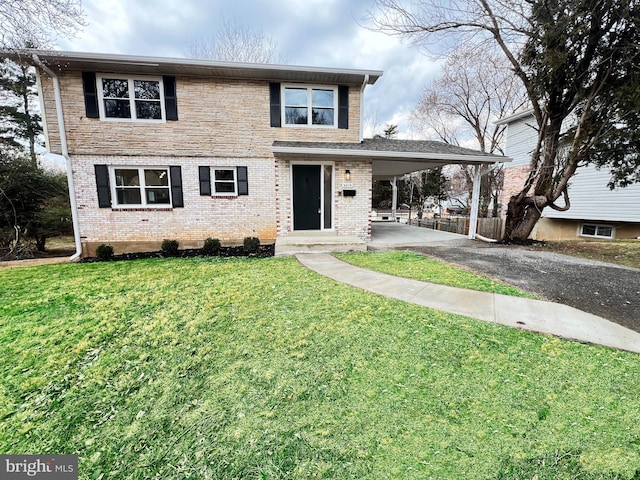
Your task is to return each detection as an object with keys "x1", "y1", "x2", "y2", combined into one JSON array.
[
  {"x1": 112, "y1": 167, "x2": 171, "y2": 206},
  {"x1": 283, "y1": 85, "x2": 337, "y2": 127},
  {"x1": 98, "y1": 75, "x2": 164, "y2": 121},
  {"x1": 580, "y1": 223, "x2": 614, "y2": 239},
  {"x1": 213, "y1": 168, "x2": 237, "y2": 195}
]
